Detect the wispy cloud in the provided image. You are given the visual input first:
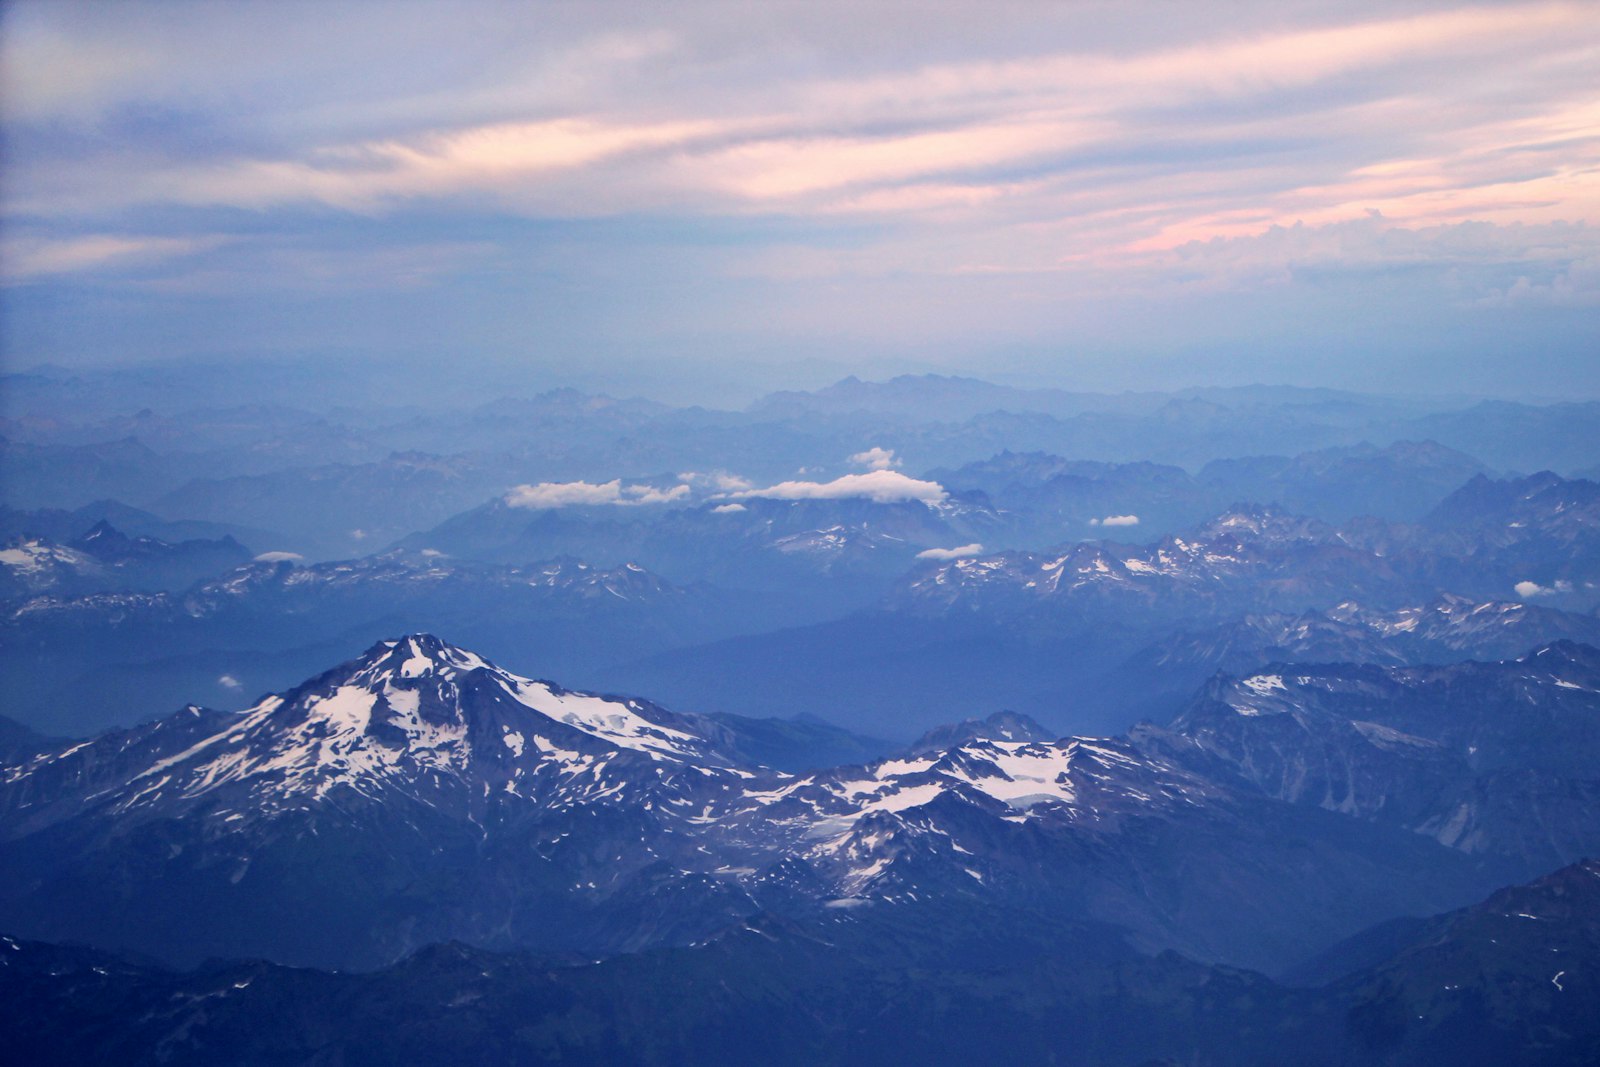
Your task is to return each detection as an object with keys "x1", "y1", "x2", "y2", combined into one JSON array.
[
  {"x1": 2, "y1": 233, "x2": 231, "y2": 282},
  {"x1": 849, "y1": 447, "x2": 899, "y2": 471},
  {"x1": 11, "y1": 2, "x2": 1597, "y2": 243},
  {"x1": 3, "y1": 1, "x2": 1597, "y2": 391}
]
